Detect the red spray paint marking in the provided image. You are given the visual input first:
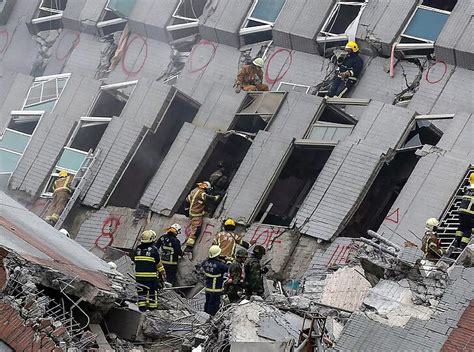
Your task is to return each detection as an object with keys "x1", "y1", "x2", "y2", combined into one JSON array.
[
  {"x1": 95, "y1": 215, "x2": 121, "y2": 250},
  {"x1": 385, "y1": 208, "x2": 400, "y2": 224},
  {"x1": 250, "y1": 225, "x2": 283, "y2": 249}
]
